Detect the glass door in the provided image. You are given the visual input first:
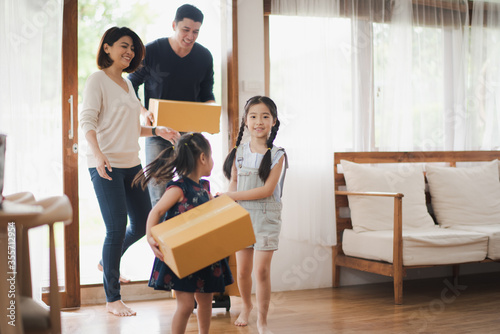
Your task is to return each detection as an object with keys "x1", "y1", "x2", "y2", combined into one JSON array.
[{"x1": 77, "y1": 0, "x2": 225, "y2": 288}]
